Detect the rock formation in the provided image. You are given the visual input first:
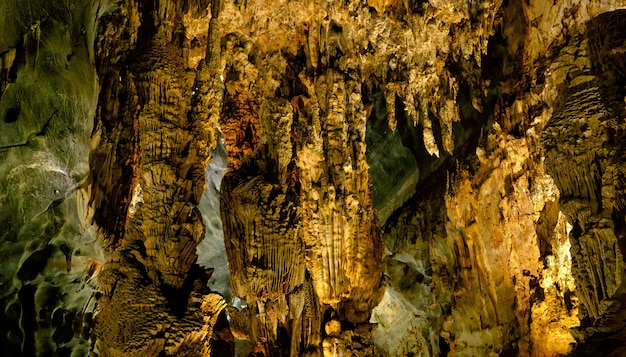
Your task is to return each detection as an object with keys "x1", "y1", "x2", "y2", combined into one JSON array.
[{"x1": 2, "y1": 0, "x2": 626, "y2": 356}]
